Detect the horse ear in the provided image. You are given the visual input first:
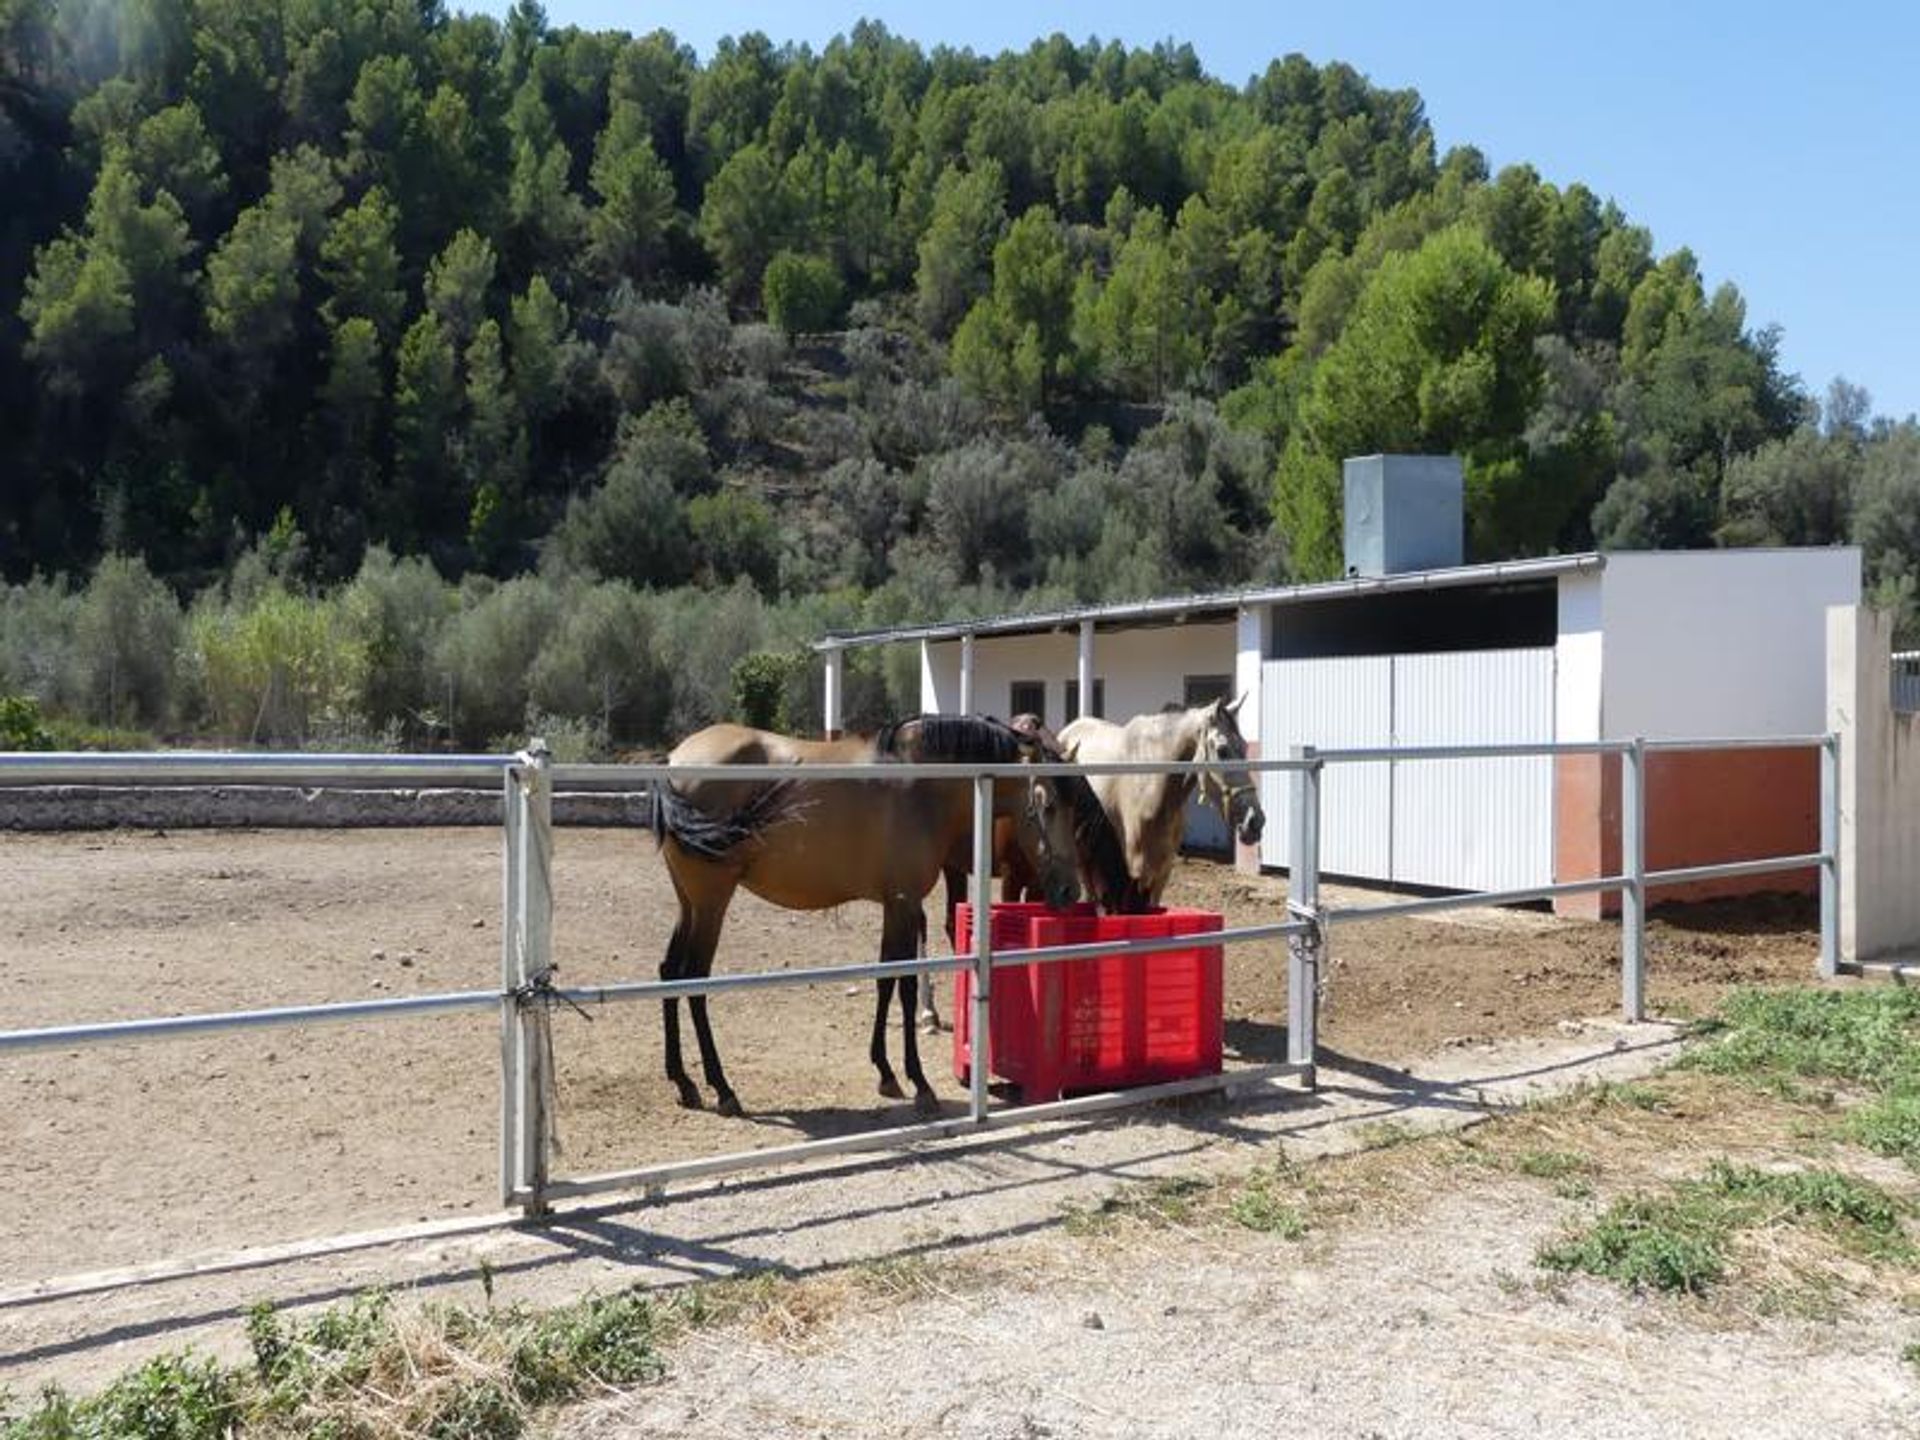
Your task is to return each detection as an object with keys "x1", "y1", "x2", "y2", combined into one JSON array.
[
  {"x1": 1005, "y1": 712, "x2": 1055, "y2": 759},
  {"x1": 1225, "y1": 691, "x2": 1248, "y2": 718}
]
